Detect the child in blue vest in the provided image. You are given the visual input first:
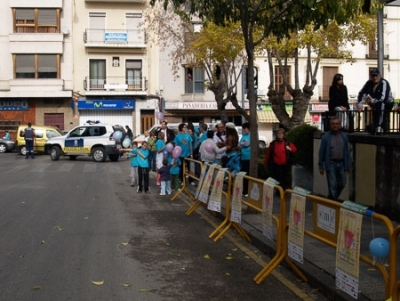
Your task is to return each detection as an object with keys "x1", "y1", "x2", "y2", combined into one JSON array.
[
  {"x1": 170, "y1": 157, "x2": 181, "y2": 191},
  {"x1": 127, "y1": 141, "x2": 138, "y2": 187},
  {"x1": 136, "y1": 141, "x2": 150, "y2": 193}
]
